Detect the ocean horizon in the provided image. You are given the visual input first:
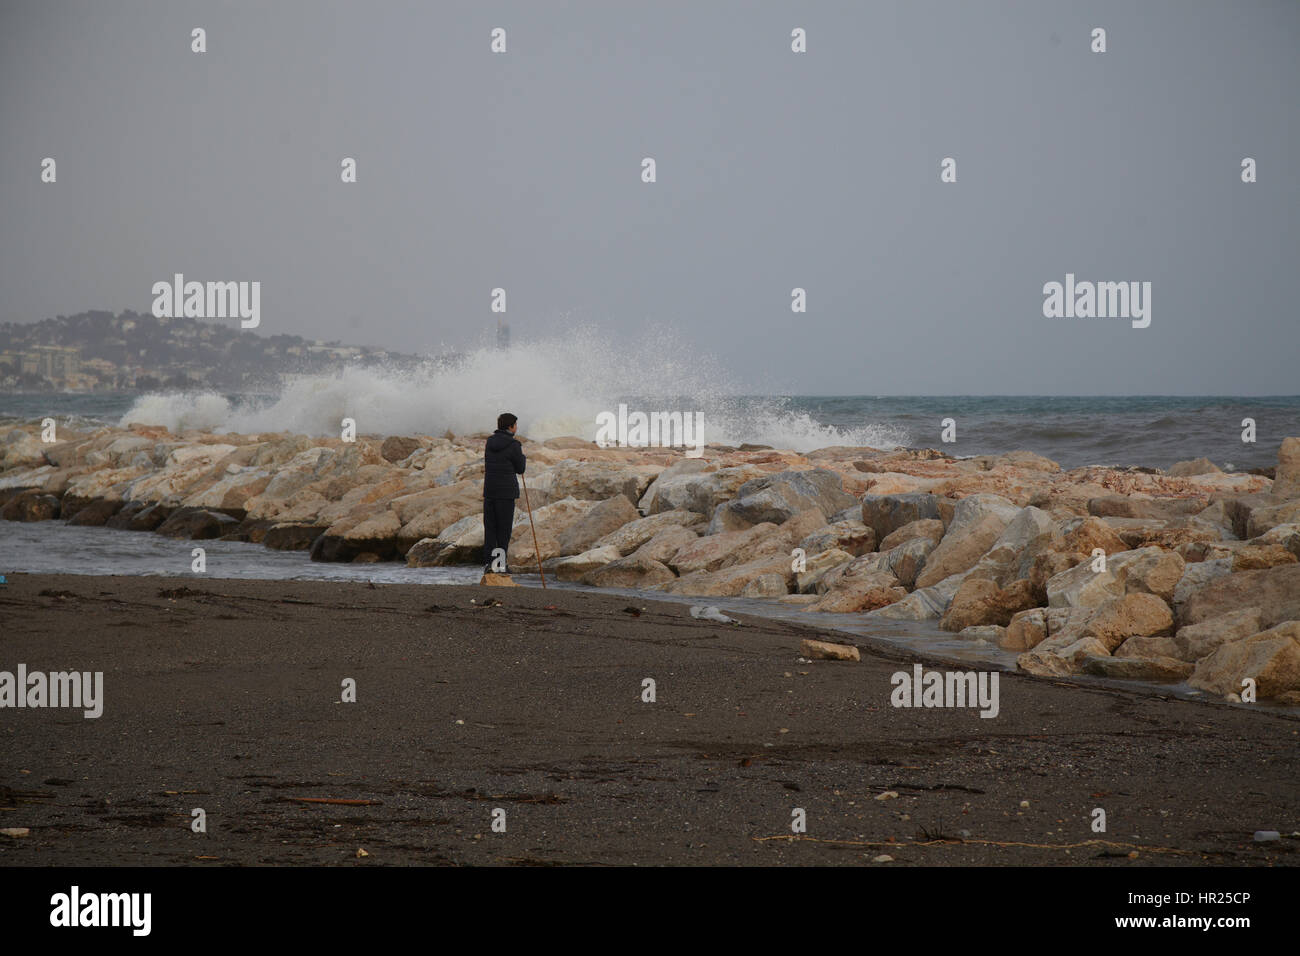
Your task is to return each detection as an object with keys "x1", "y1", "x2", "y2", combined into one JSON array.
[{"x1": 4, "y1": 388, "x2": 1298, "y2": 472}]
